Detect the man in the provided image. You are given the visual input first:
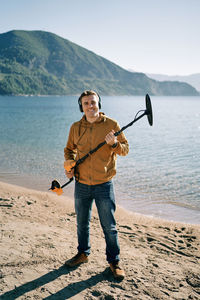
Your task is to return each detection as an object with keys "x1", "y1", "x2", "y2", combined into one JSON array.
[{"x1": 64, "y1": 90, "x2": 129, "y2": 279}]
